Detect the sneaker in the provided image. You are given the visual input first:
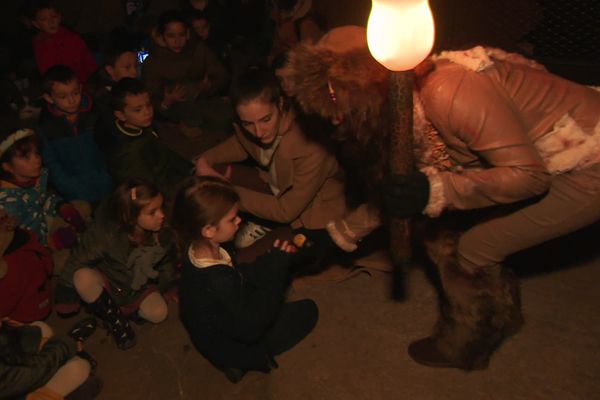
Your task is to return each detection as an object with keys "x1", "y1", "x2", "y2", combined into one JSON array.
[{"x1": 234, "y1": 222, "x2": 272, "y2": 249}]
